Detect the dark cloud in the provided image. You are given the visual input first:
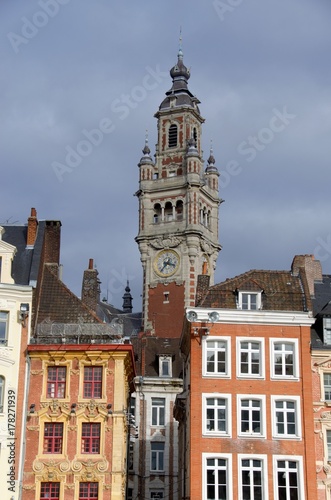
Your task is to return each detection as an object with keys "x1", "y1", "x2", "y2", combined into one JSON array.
[{"x1": 1, "y1": 0, "x2": 330, "y2": 310}]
